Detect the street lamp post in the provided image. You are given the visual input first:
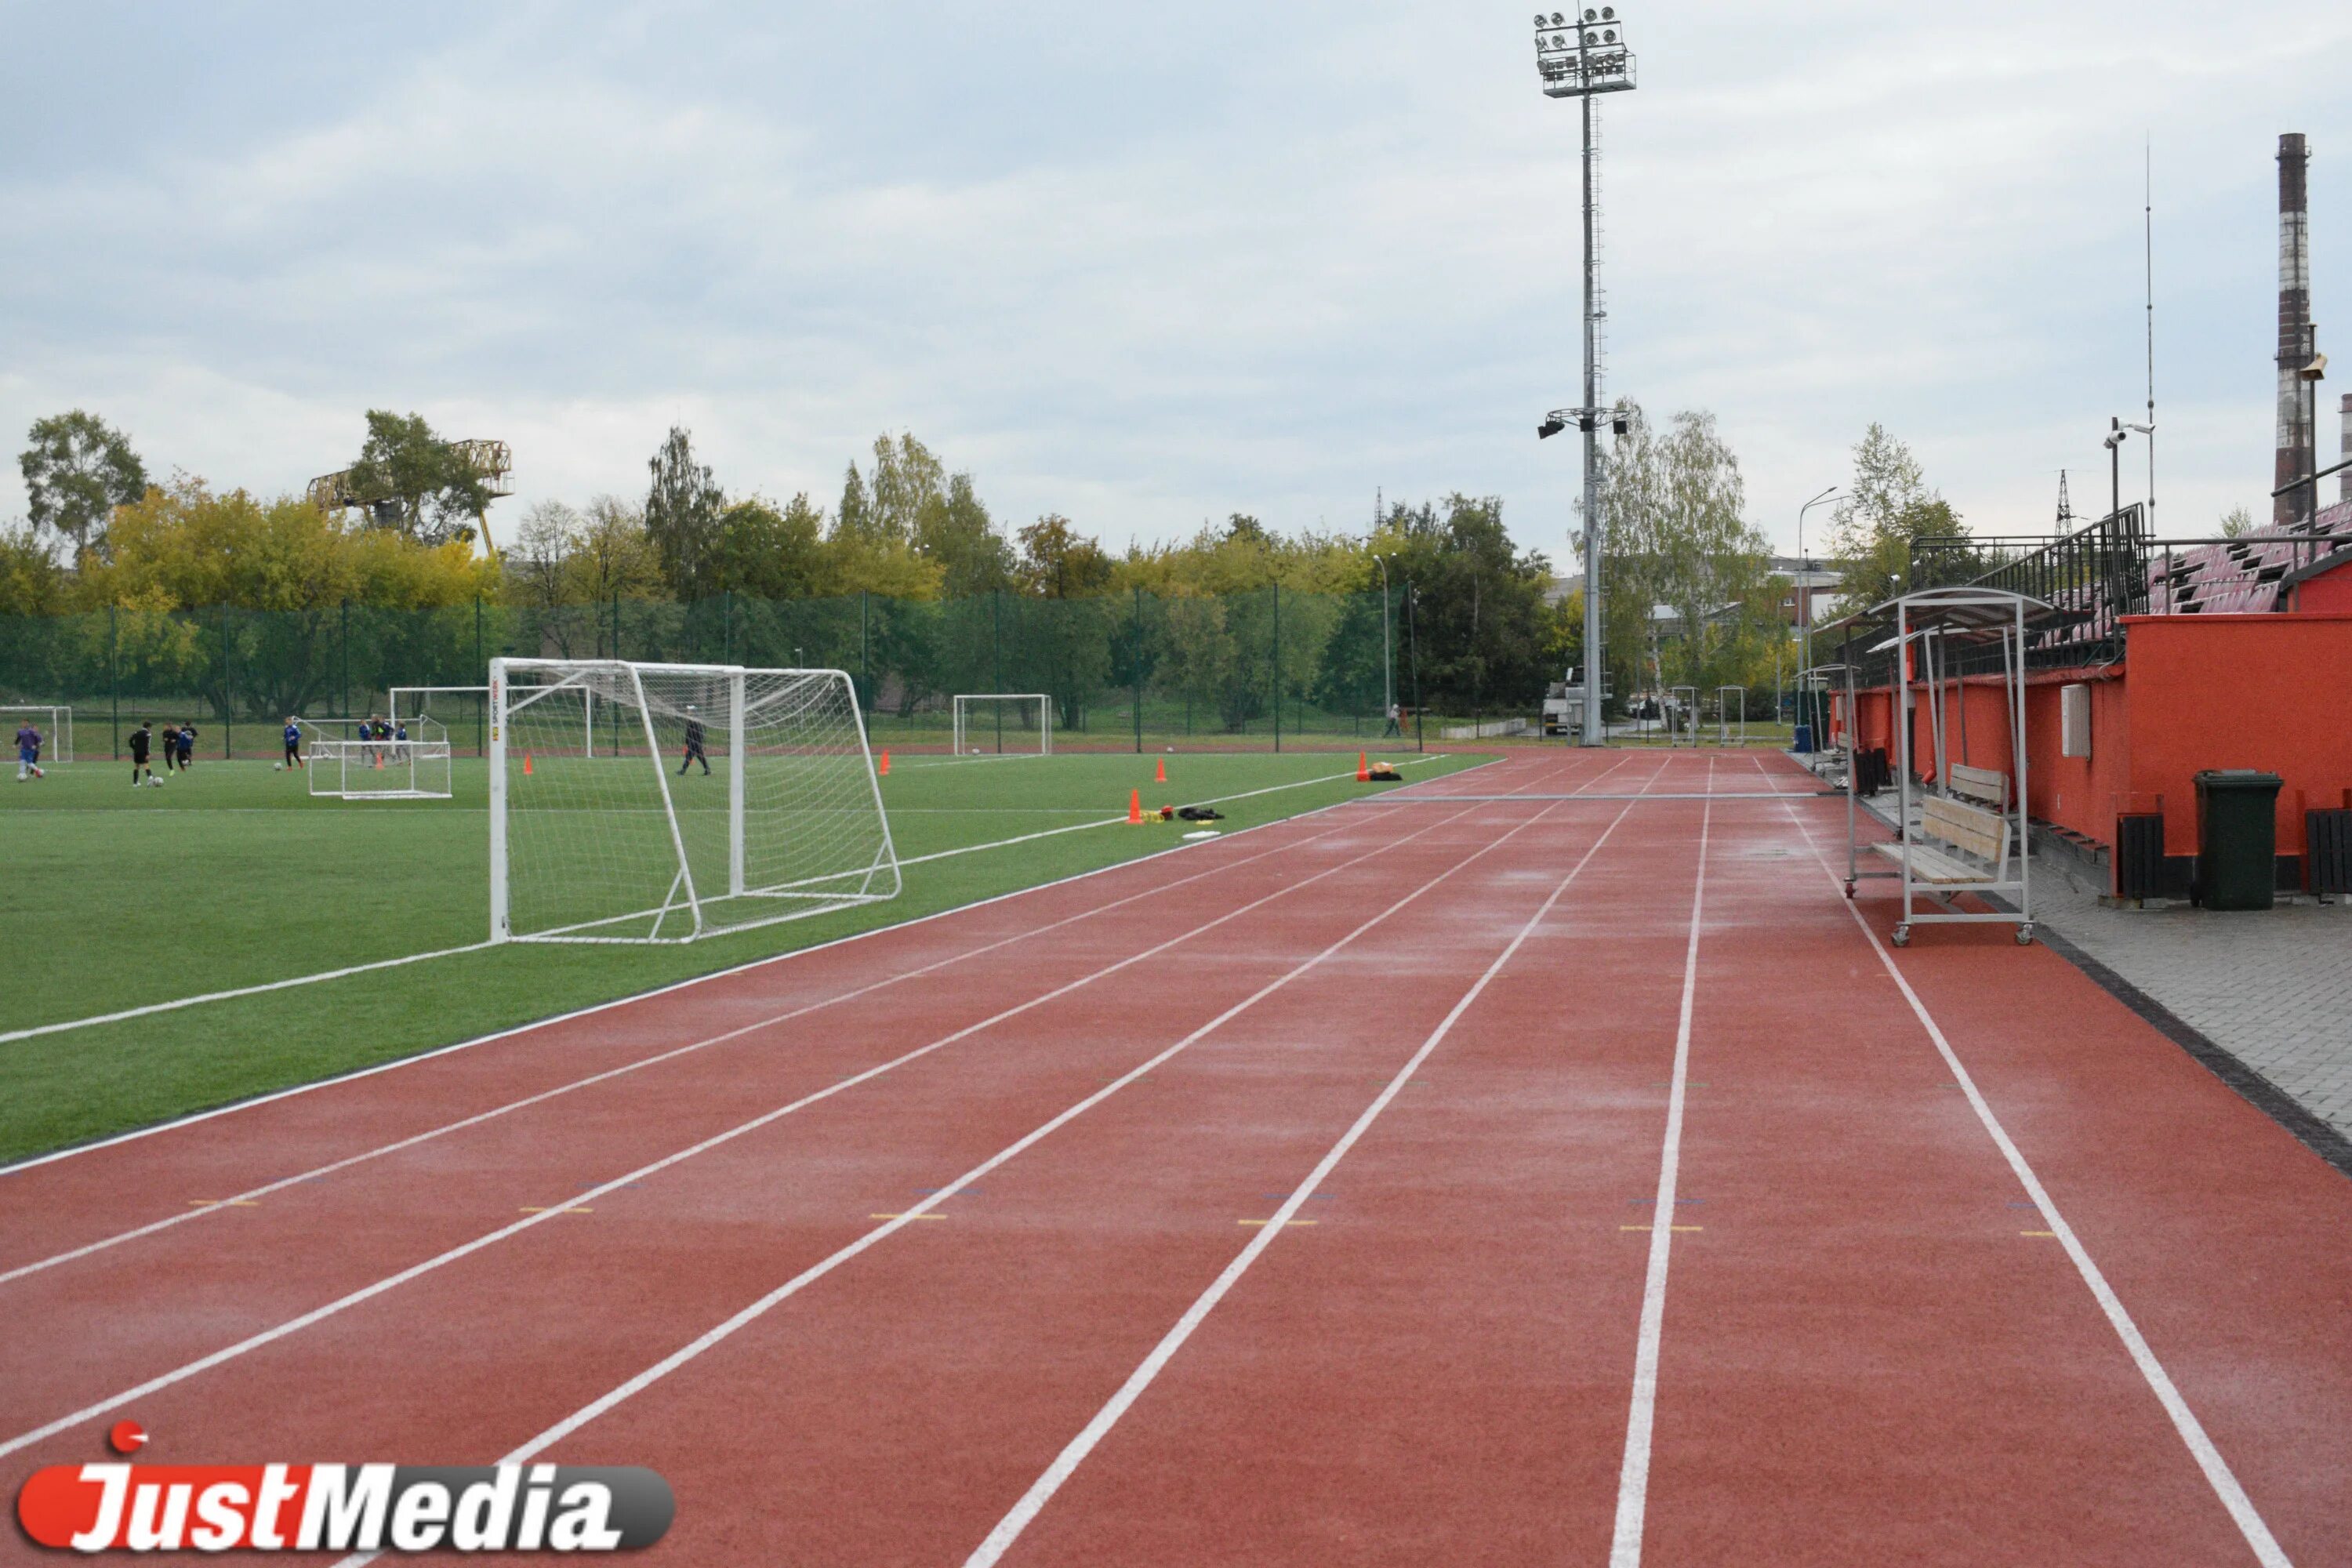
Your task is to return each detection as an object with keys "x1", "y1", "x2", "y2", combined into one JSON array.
[
  {"x1": 1533, "y1": 8, "x2": 1636, "y2": 746},
  {"x1": 1373, "y1": 552, "x2": 1397, "y2": 735},
  {"x1": 1795, "y1": 485, "x2": 1843, "y2": 692}
]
